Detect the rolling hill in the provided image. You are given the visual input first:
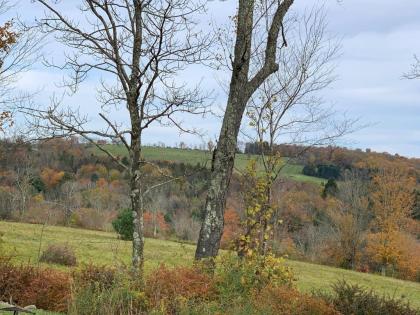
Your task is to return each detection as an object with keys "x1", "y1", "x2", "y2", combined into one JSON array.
[{"x1": 89, "y1": 144, "x2": 325, "y2": 184}]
